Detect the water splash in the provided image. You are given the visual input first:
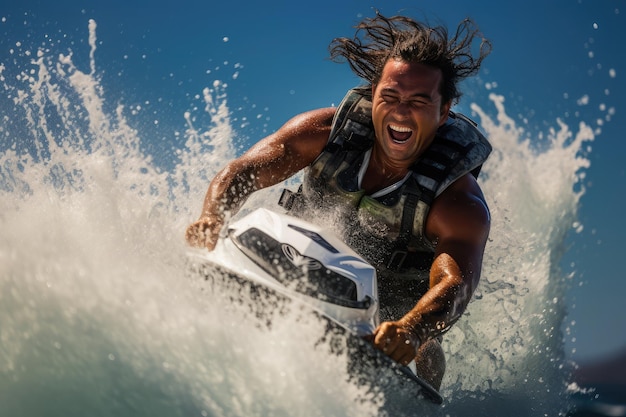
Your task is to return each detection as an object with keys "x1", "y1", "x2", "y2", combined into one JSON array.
[
  {"x1": 0, "y1": 19, "x2": 595, "y2": 416},
  {"x1": 436, "y1": 94, "x2": 594, "y2": 413}
]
